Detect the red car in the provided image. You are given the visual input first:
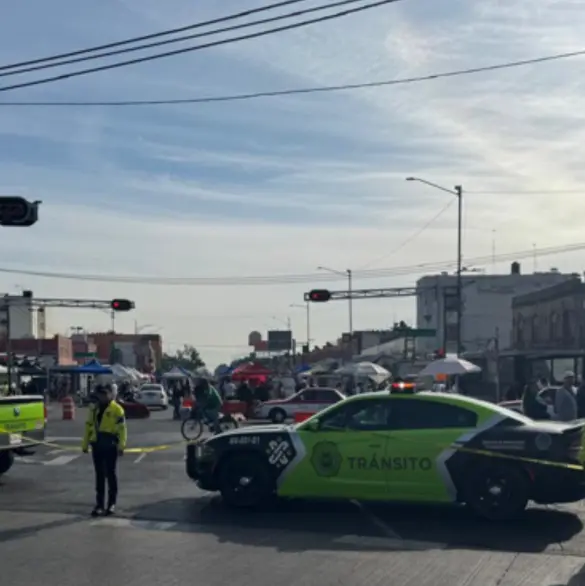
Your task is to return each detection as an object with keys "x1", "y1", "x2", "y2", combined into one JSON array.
[
  {"x1": 255, "y1": 387, "x2": 345, "y2": 423},
  {"x1": 117, "y1": 399, "x2": 150, "y2": 419}
]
